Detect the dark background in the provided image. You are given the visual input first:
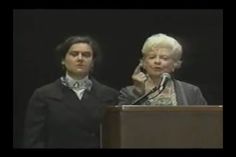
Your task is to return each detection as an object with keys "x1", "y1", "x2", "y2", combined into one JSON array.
[{"x1": 13, "y1": 9, "x2": 223, "y2": 148}]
